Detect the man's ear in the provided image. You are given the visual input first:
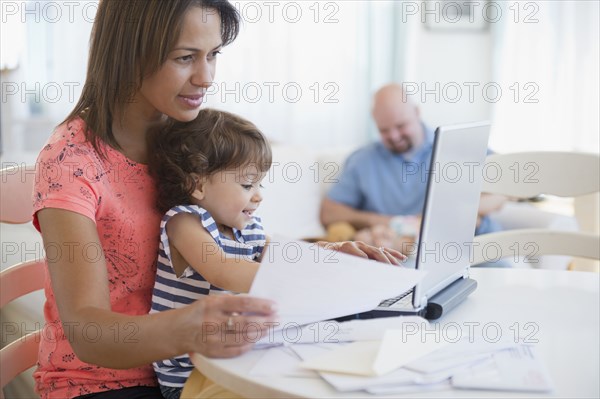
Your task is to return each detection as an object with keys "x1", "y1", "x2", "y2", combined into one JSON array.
[{"x1": 190, "y1": 173, "x2": 206, "y2": 201}]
